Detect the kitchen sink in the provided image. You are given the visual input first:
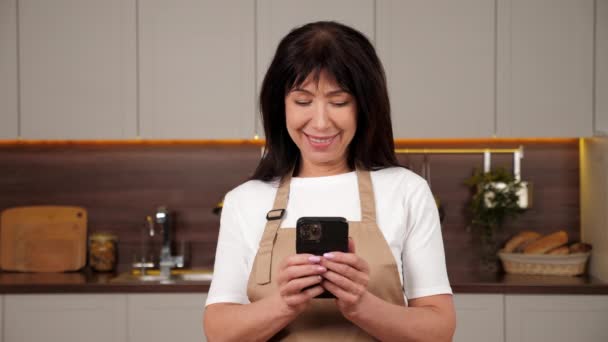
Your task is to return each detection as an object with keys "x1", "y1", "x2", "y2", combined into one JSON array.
[{"x1": 110, "y1": 270, "x2": 213, "y2": 283}]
